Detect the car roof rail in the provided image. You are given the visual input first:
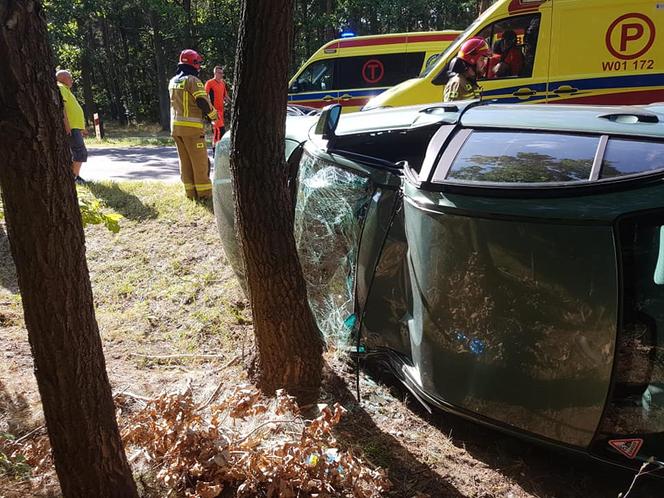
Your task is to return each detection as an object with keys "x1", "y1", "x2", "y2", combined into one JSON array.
[{"x1": 598, "y1": 112, "x2": 660, "y2": 124}]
